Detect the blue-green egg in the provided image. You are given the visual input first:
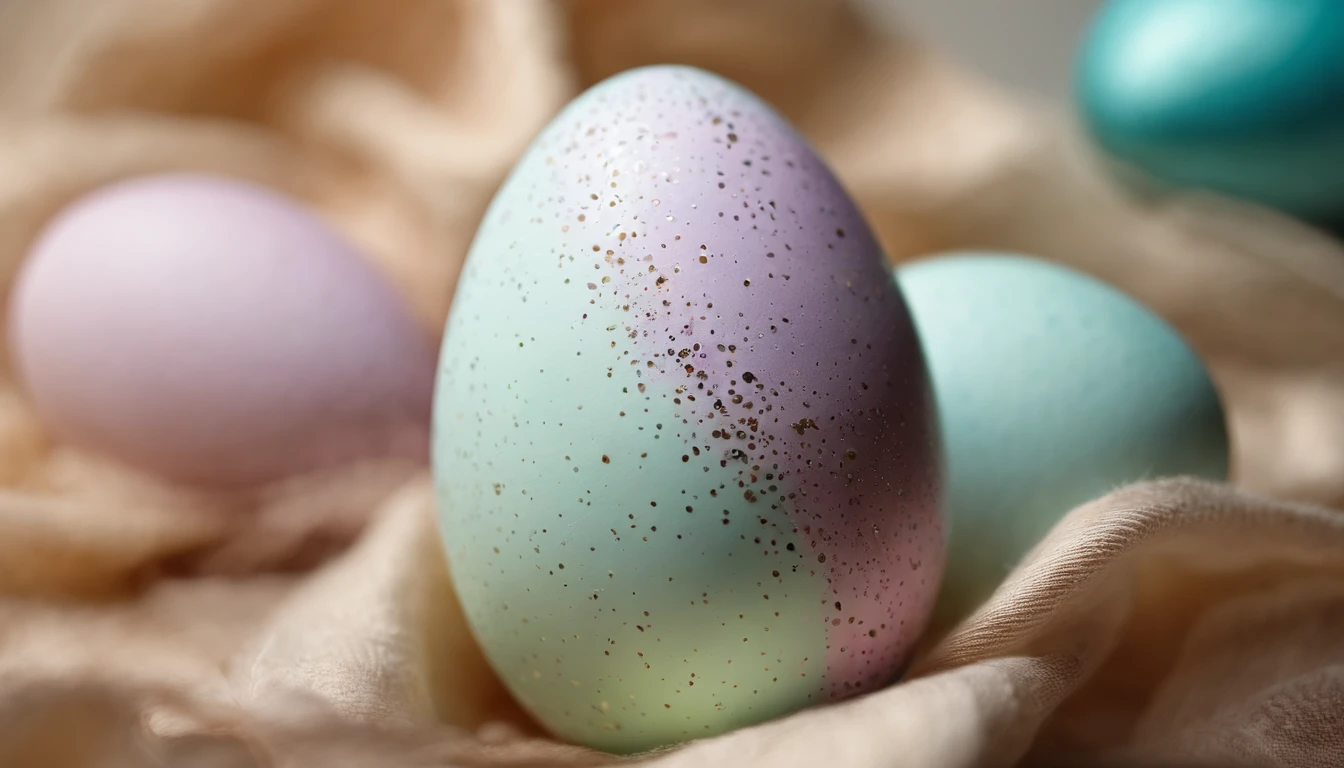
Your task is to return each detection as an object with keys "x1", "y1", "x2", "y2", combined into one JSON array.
[
  {"x1": 895, "y1": 254, "x2": 1229, "y2": 625},
  {"x1": 1076, "y1": 0, "x2": 1344, "y2": 224}
]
